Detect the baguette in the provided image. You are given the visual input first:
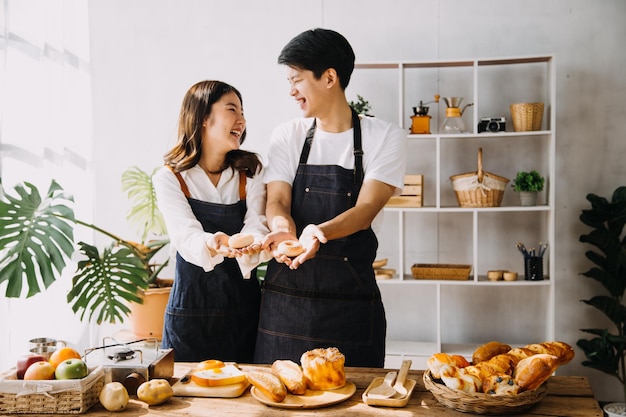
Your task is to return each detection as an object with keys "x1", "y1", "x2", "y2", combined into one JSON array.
[
  {"x1": 523, "y1": 341, "x2": 575, "y2": 365},
  {"x1": 271, "y1": 360, "x2": 307, "y2": 395},
  {"x1": 246, "y1": 369, "x2": 287, "y2": 402}
]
